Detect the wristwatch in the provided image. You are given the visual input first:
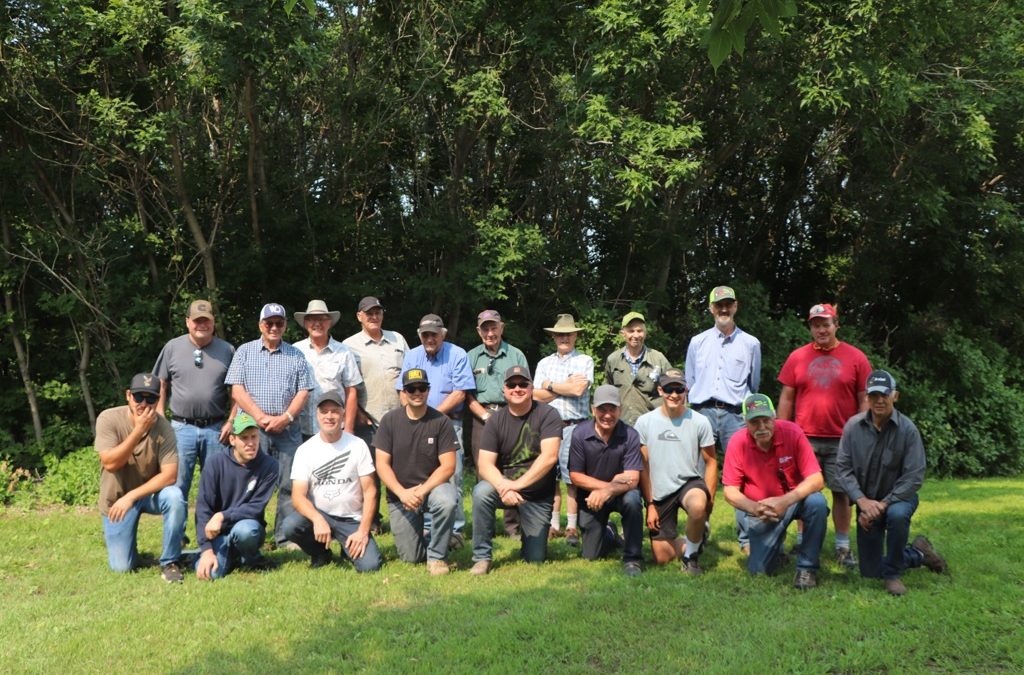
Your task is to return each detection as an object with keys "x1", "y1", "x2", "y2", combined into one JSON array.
[
  {"x1": 546, "y1": 382, "x2": 554, "y2": 393},
  {"x1": 285, "y1": 411, "x2": 295, "y2": 423}
]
